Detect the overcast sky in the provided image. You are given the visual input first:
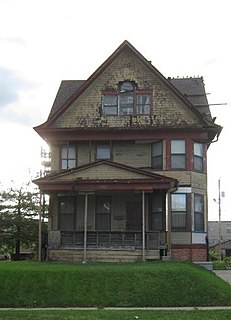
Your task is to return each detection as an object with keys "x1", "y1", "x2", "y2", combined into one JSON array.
[{"x1": 0, "y1": 0, "x2": 230, "y2": 220}]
